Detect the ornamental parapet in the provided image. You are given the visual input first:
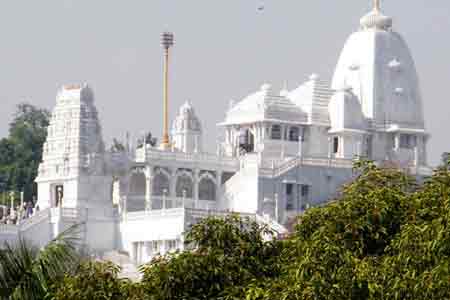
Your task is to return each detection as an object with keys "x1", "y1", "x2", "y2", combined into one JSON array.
[
  {"x1": 135, "y1": 148, "x2": 239, "y2": 171},
  {"x1": 259, "y1": 156, "x2": 355, "y2": 178}
]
